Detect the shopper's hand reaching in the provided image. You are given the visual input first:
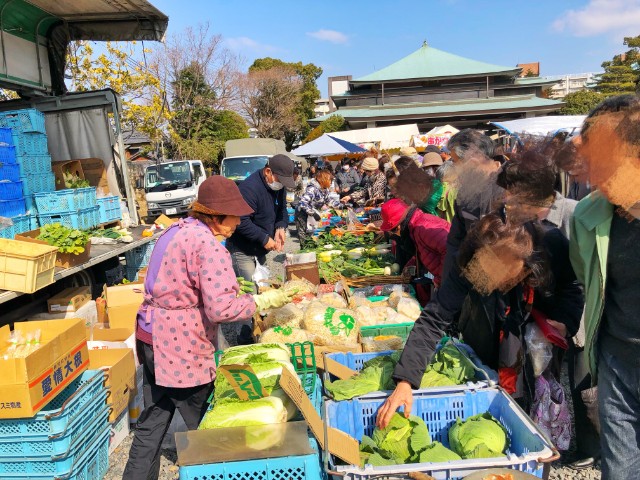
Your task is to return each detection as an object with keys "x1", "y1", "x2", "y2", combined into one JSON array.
[
  {"x1": 376, "y1": 380, "x2": 413, "y2": 429},
  {"x1": 265, "y1": 237, "x2": 278, "y2": 251}
]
